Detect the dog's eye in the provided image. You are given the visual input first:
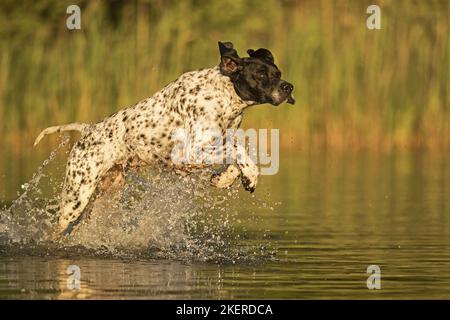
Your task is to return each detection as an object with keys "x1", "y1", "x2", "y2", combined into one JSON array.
[{"x1": 258, "y1": 72, "x2": 267, "y2": 79}]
